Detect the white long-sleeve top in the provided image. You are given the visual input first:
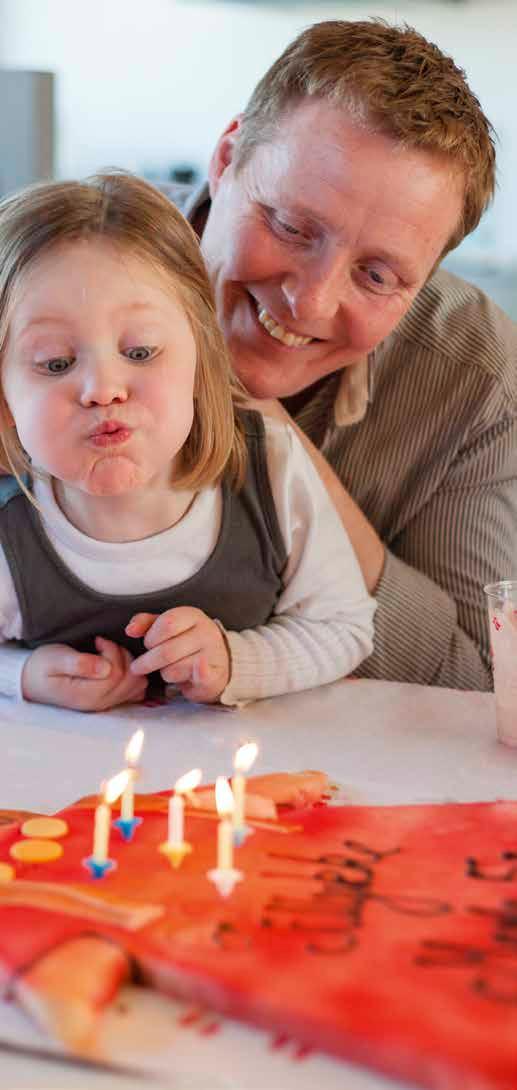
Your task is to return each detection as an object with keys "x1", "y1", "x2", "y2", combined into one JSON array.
[{"x1": 0, "y1": 418, "x2": 375, "y2": 704}]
